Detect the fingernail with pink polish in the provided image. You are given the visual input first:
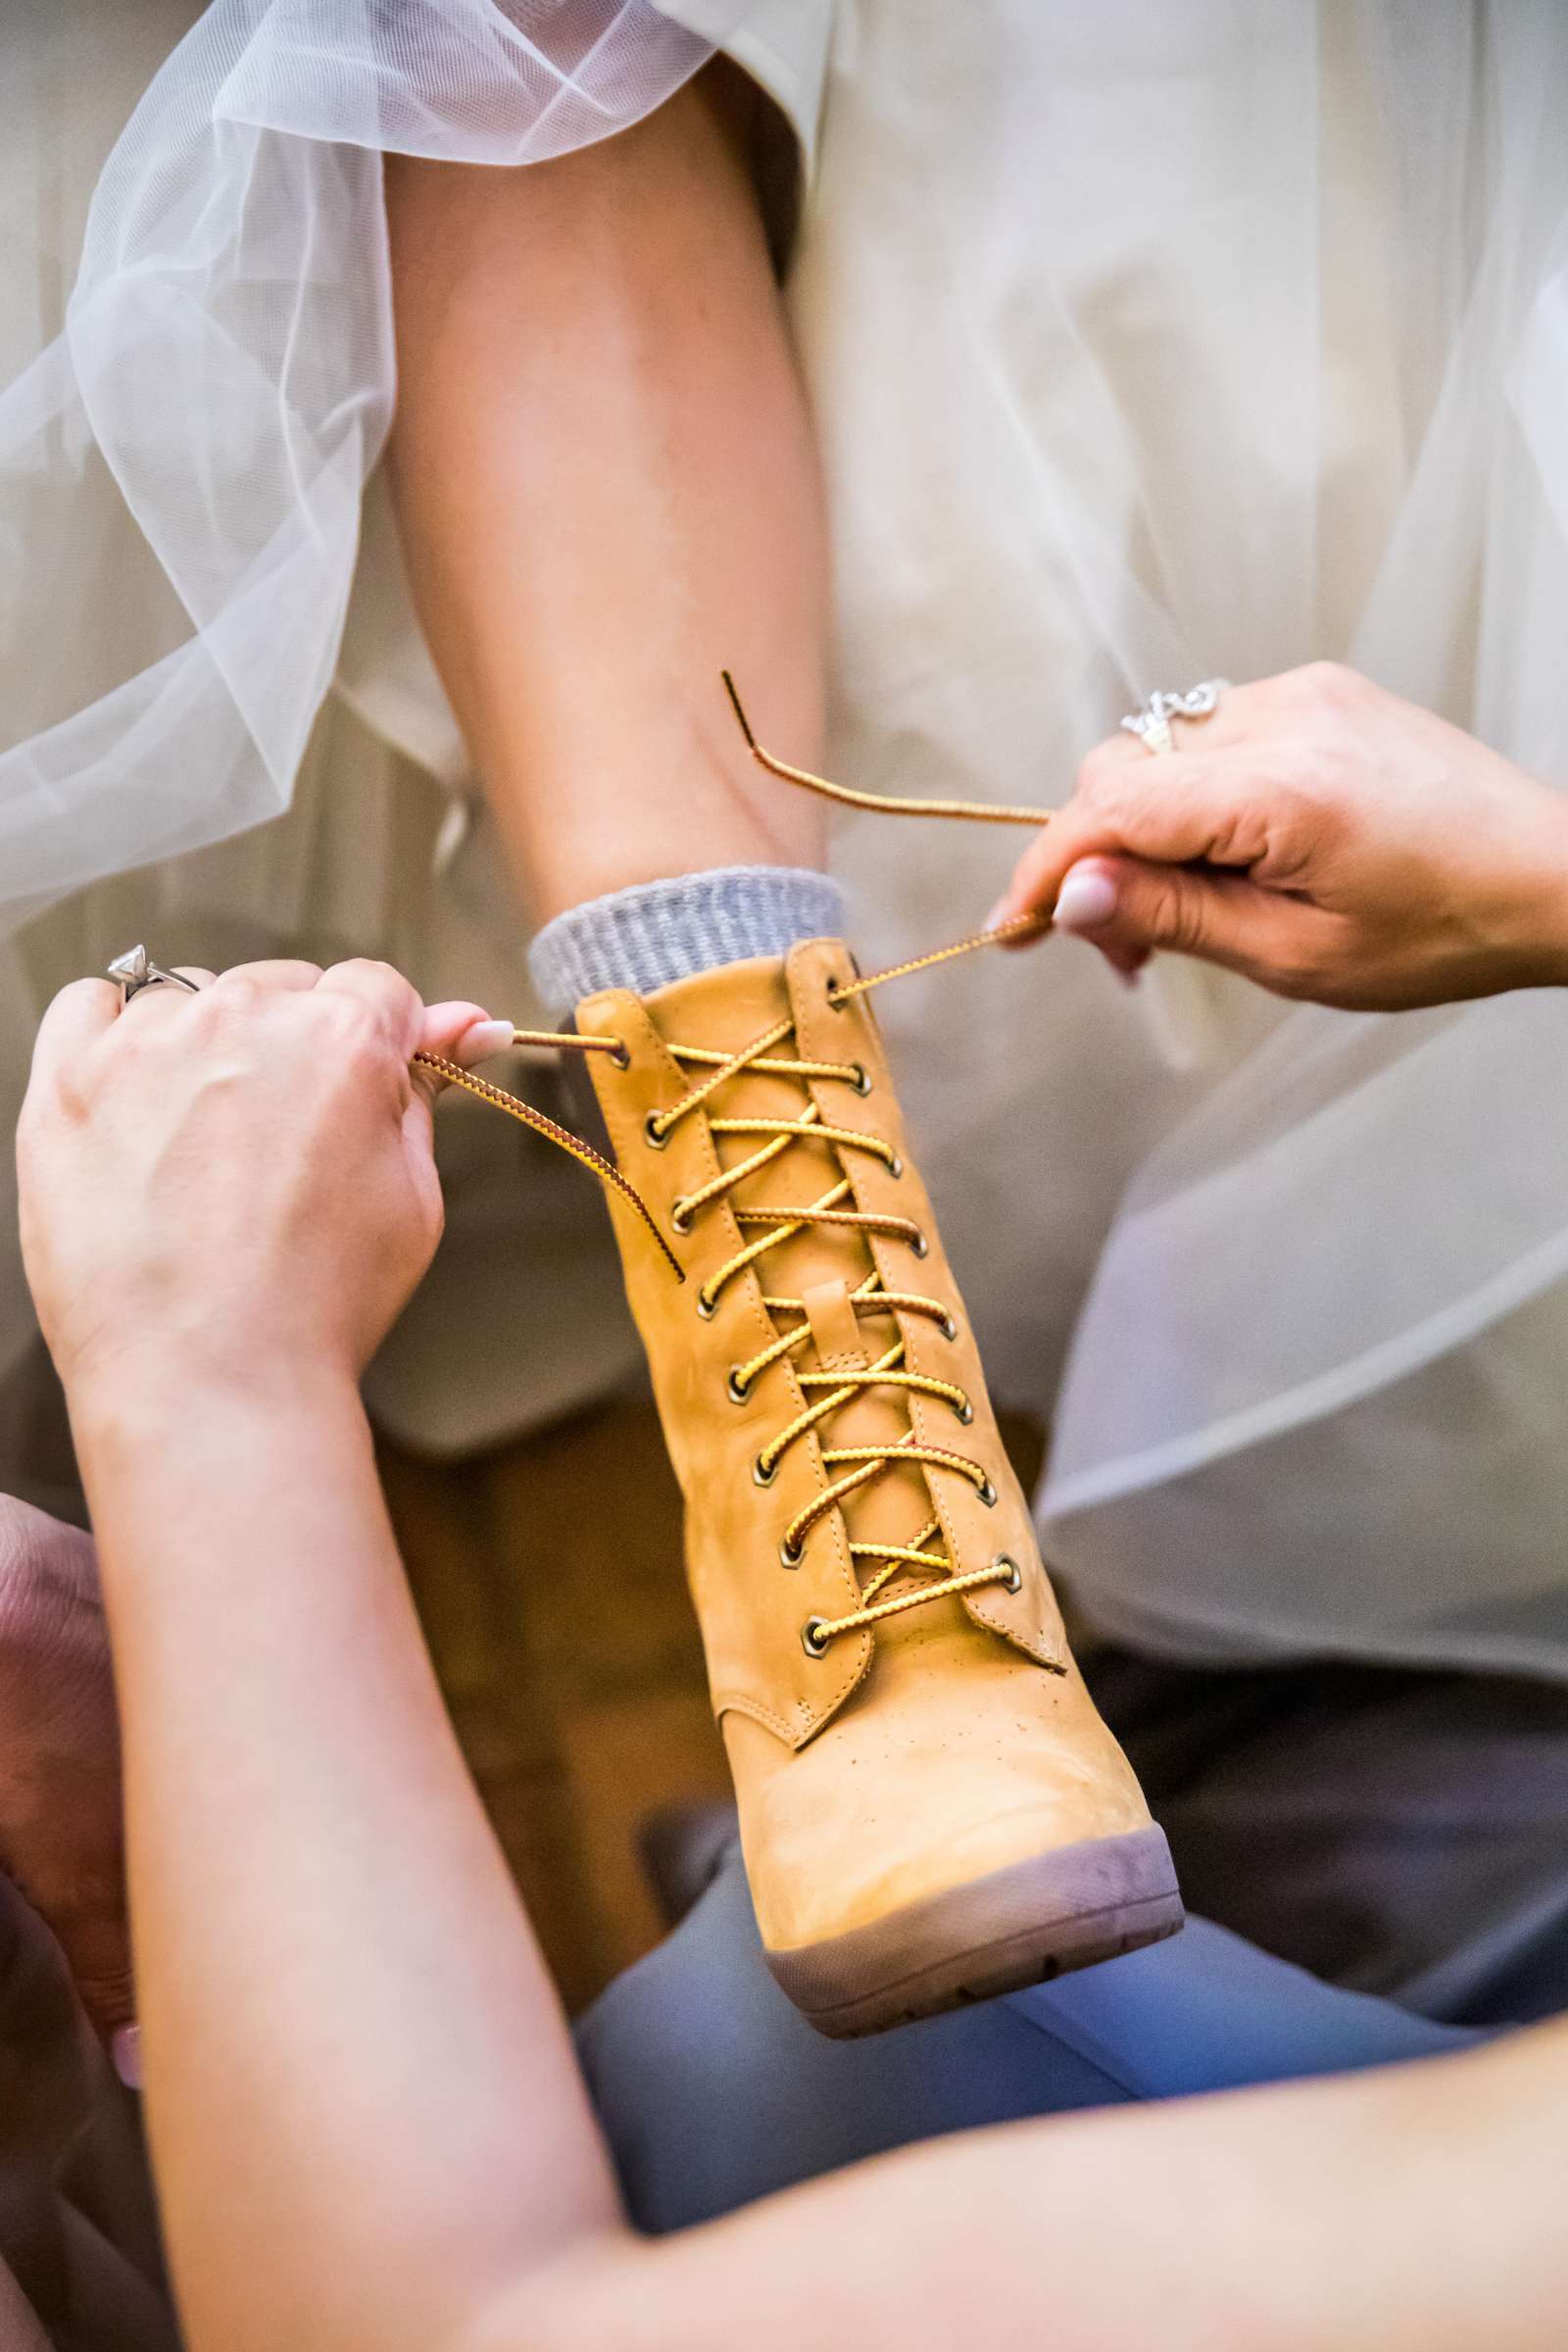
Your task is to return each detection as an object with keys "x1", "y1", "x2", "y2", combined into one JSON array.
[
  {"x1": 1054, "y1": 869, "x2": 1119, "y2": 933},
  {"x1": 111, "y1": 2023, "x2": 142, "y2": 2090},
  {"x1": 454, "y1": 1019, "x2": 515, "y2": 1067}
]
